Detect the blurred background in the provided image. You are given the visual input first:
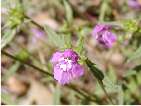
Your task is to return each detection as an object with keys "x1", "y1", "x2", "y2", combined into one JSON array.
[{"x1": 1, "y1": 0, "x2": 141, "y2": 105}]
